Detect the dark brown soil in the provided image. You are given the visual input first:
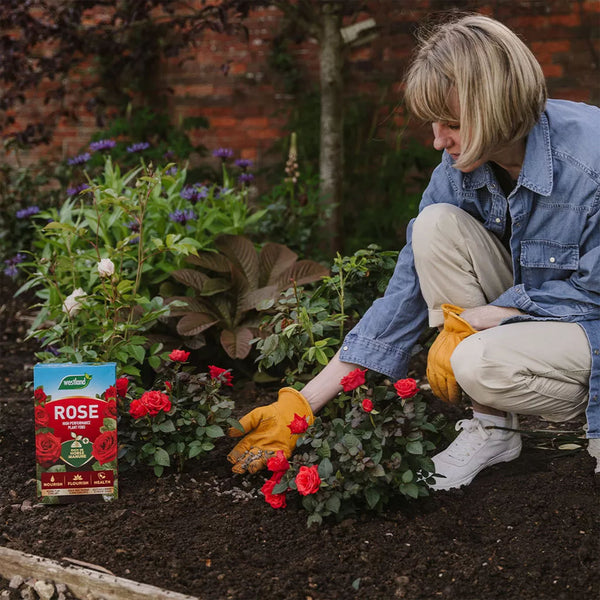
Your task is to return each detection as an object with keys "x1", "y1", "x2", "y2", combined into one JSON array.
[{"x1": 1, "y1": 273, "x2": 599, "y2": 600}]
